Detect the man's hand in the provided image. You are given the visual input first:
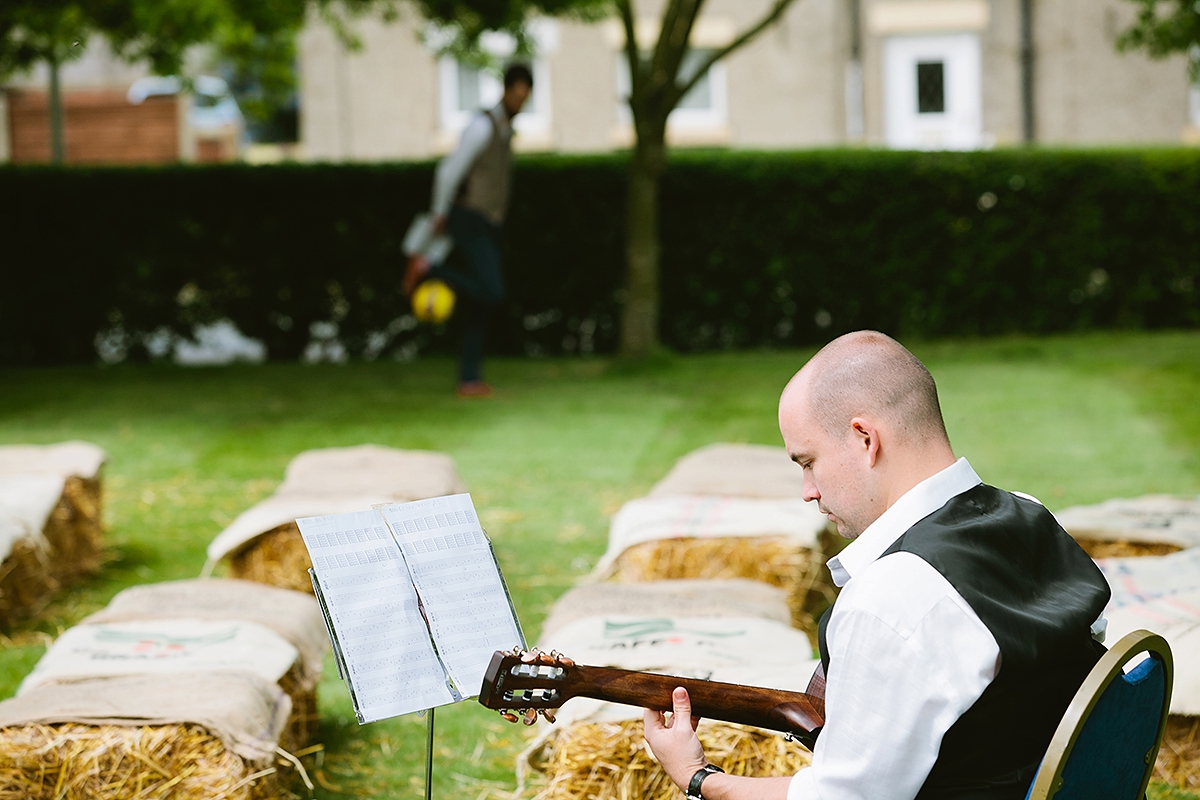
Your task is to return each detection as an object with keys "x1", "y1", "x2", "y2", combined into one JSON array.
[
  {"x1": 643, "y1": 687, "x2": 709, "y2": 790},
  {"x1": 402, "y1": 254, "x2": 431, "y2": 297}
]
